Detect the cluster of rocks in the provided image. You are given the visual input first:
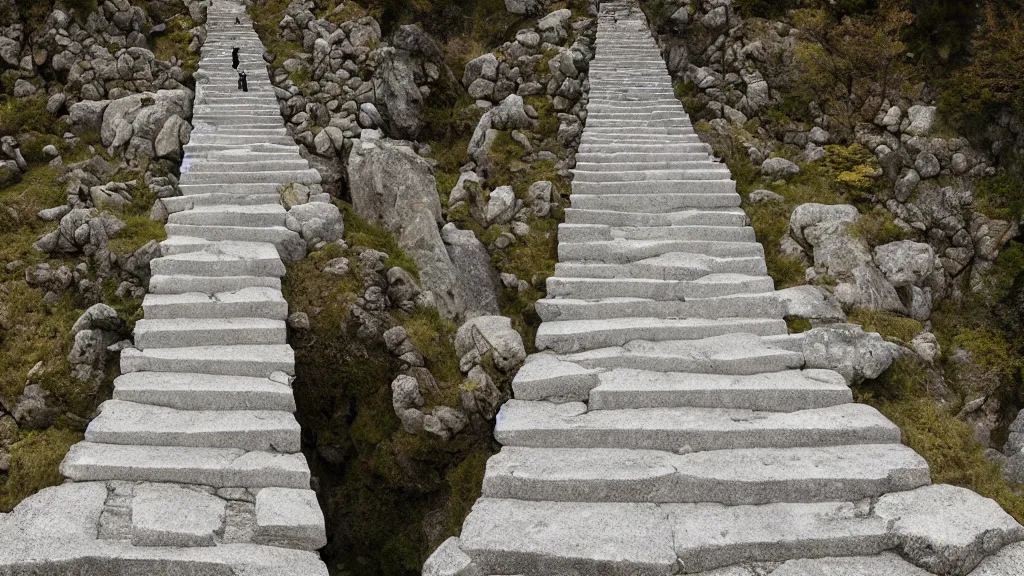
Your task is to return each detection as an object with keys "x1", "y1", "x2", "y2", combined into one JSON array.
[
  {"x1": 0, "y1": 136, "x2": 28, "y2": 188},
  {"x1": 462, "y1": 8, "x2": 595, "y2": 160},
  {"x1": 783, "y1": 203, "x2": 944, "y2": 321},
  {"x1": 387, "y1": 314, "x2": 526, "y2": 441},
  {"x1": 647, "y1": 0, "x2": 1016, "y2": 296},
  {"x1": 0, "y1": 303, "x2": 129, "y2": 474},
  {"x1": 0, "y1": 0, "x2": 206, "y2": 107},
  {"x1": 344, "y1": 248, "x2": 430, "y2": 339},
  {"x1": 347, "y1": 132, "x2": 499, "y2": 320},
  {"x1": 267, "y1": 0, "x2": 454, "y2": 192},
  {"x1": 69, "y1": 88, "x2": 194, "y2": 166}
]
